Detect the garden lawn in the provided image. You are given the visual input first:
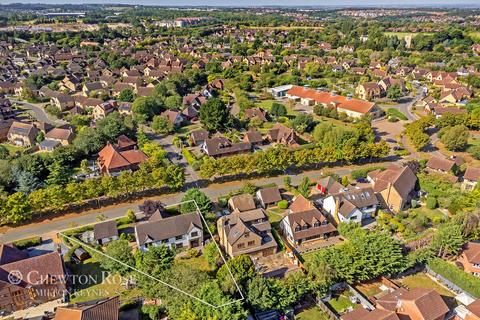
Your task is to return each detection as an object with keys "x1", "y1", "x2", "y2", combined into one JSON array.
[
  {"x1": 326, "y1": 293, "x2": 356, "y2": 314},
  {"x1": 296, "y1": 306, "x2": 330, "y2": 320},
  {"x1": 0, "y1": 143, "x2": 26, "y2": 155},
  {"x1": 397, "y1": 273, "x2": 454, "y2": 297},
  {"x1": 175, "y1": 255, "x2": 213, "y2": 272},
  {"x1": 409, "y1": 207, "x2": 446, "y2": 222},
  {"x1": 386, "y1": 108, "x2": 408, "y2": 120}
]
